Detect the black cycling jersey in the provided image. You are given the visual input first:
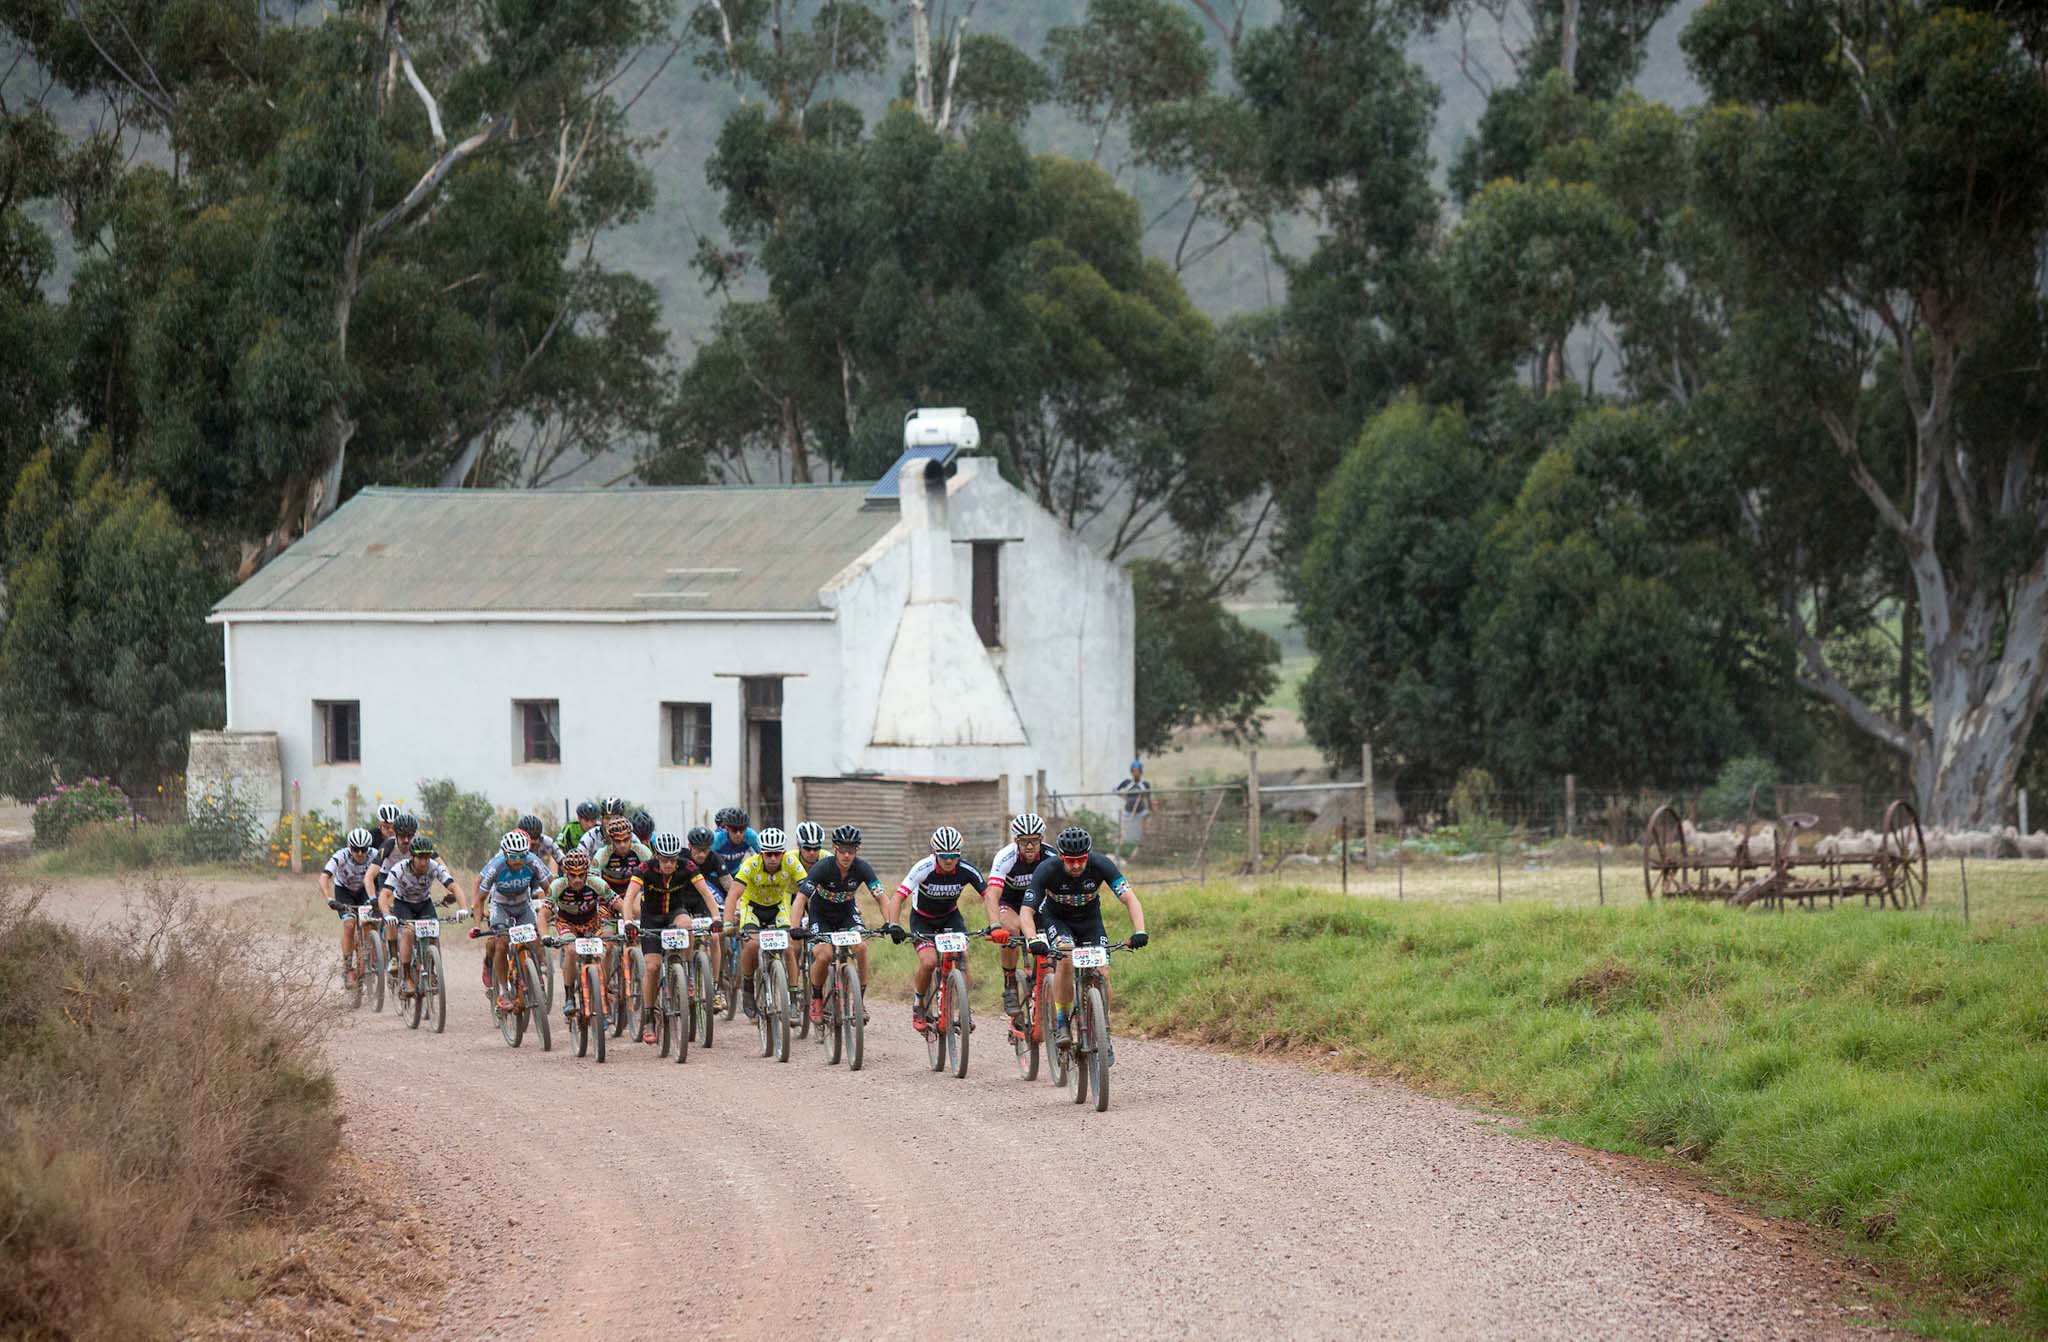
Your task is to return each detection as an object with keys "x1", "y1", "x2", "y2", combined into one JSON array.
[
  {"x1": 800, "y1": 855, "x2": 880, "y2": 905},
  {"x1": 1024, "y1": 852, "x2": 1129, "y2": 915},
  {"x1": 633, "y1": 856, "x2": 708, "y2": 923}
]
